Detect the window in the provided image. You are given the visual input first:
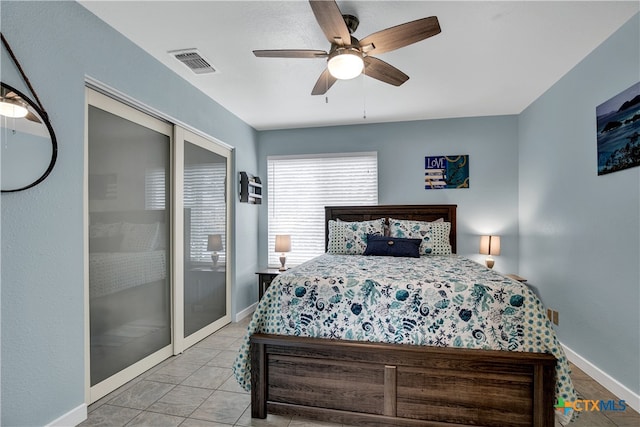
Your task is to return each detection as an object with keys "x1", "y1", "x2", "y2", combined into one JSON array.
[
  {"x1": 183, "y1": 162, "x2": 227, "y2": 264},
  {"x1": 267, "y1": 152, "x2": 378, "y2": 266},
  {"x1": 145, "y1": 167, "x2": 166, "y2": 209},
  {"x1": 146, "y1": 163, "x2": 227, "y2": 264}
]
